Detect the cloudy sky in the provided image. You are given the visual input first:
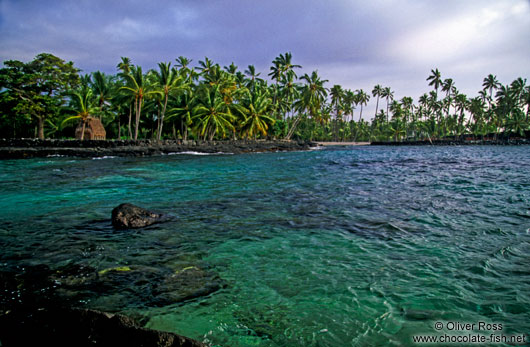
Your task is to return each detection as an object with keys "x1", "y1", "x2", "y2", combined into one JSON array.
[{"x1": 1, "y1": 0, "x2": 529, "y2": 118}]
